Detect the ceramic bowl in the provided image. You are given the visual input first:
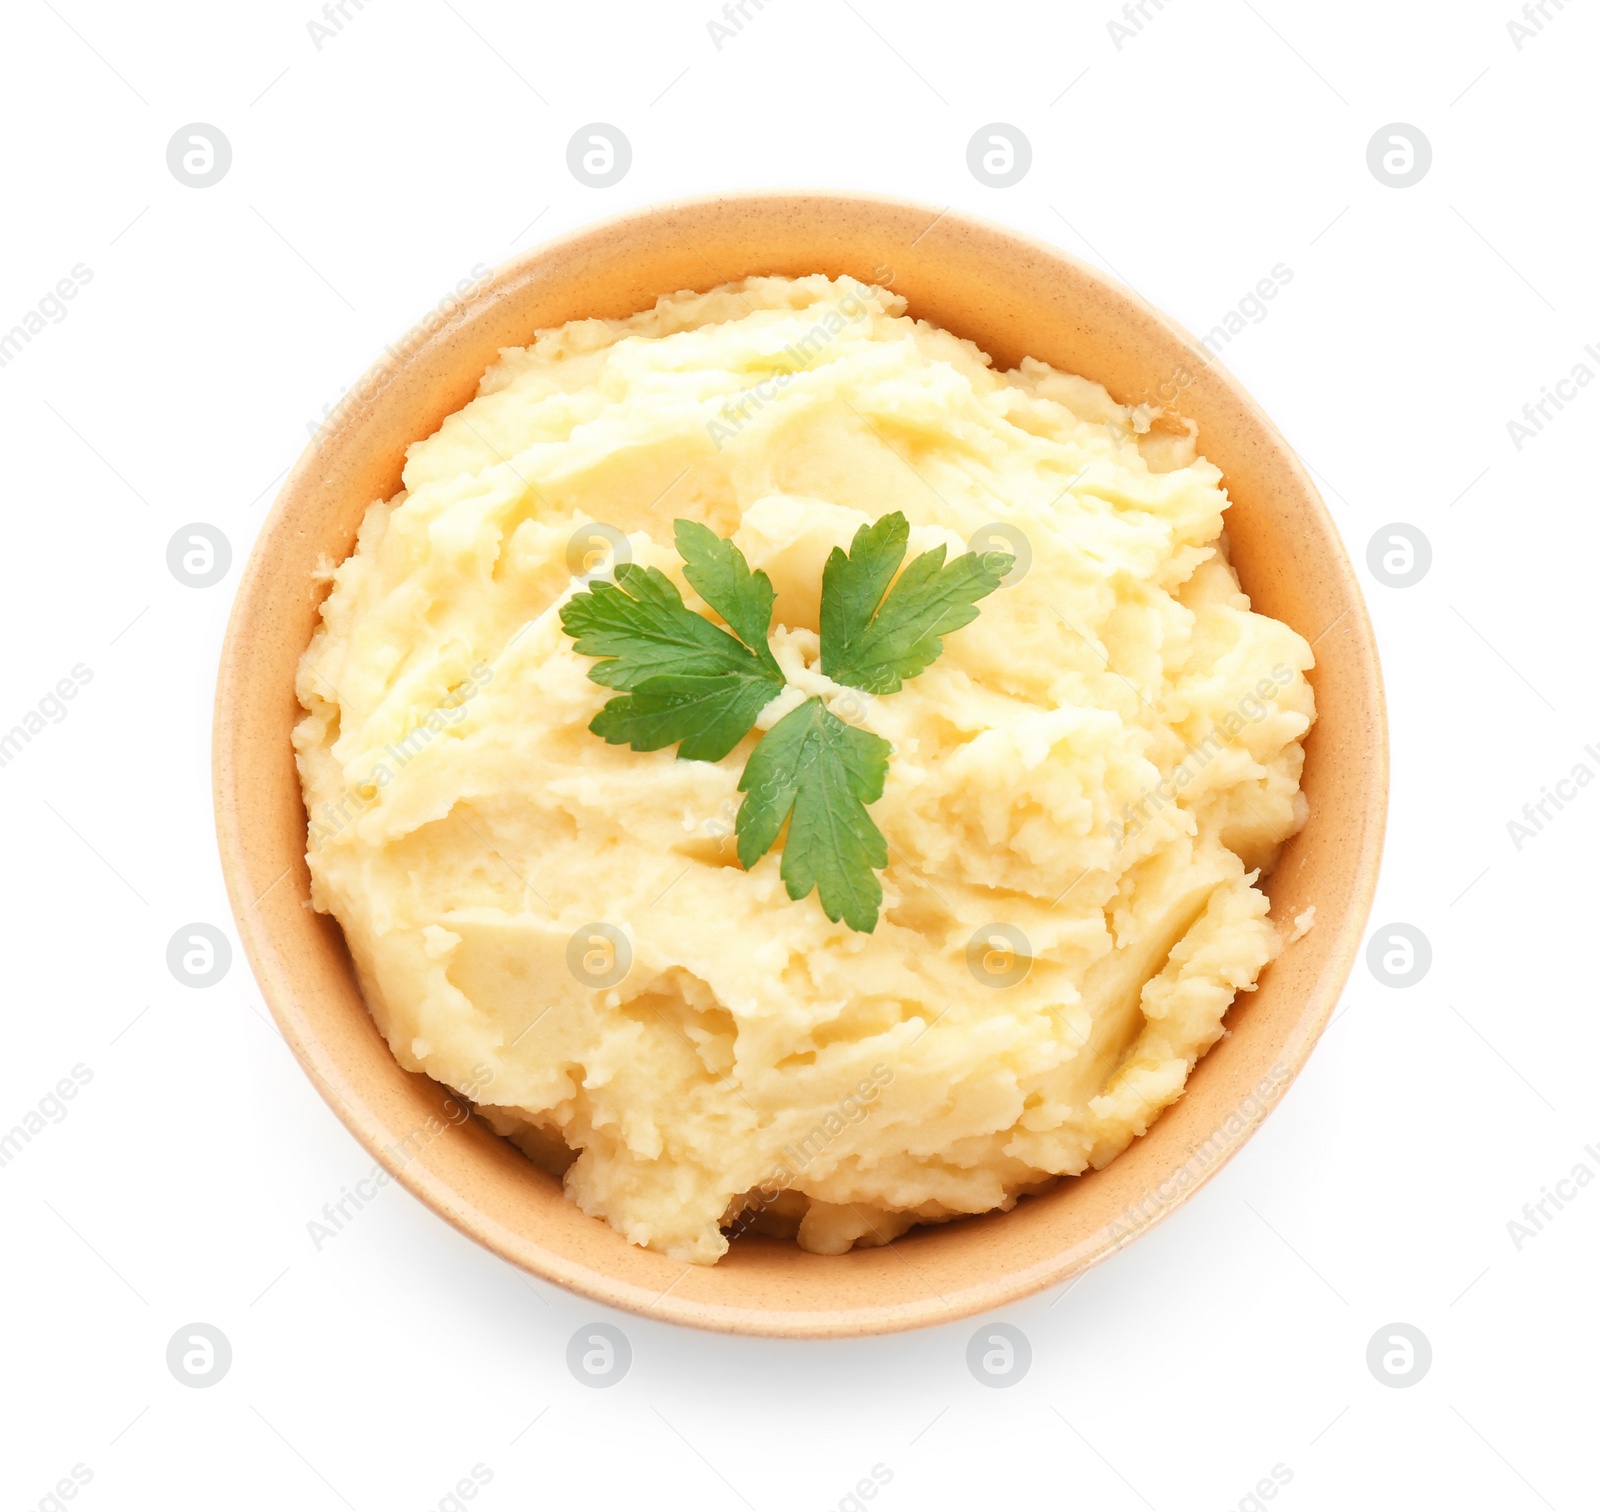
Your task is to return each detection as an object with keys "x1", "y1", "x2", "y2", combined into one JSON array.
[{"x1": 213, "y1": 191, "x2": 1386, "y2": 1338}]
